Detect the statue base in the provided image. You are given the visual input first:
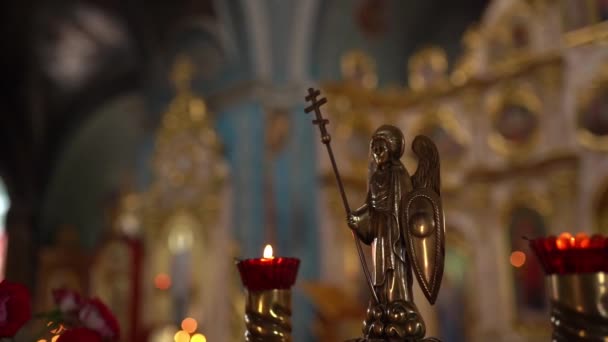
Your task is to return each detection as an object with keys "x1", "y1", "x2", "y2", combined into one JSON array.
[{"x1": 347, "y1": 300, "x2": 441, "y2": 342}]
